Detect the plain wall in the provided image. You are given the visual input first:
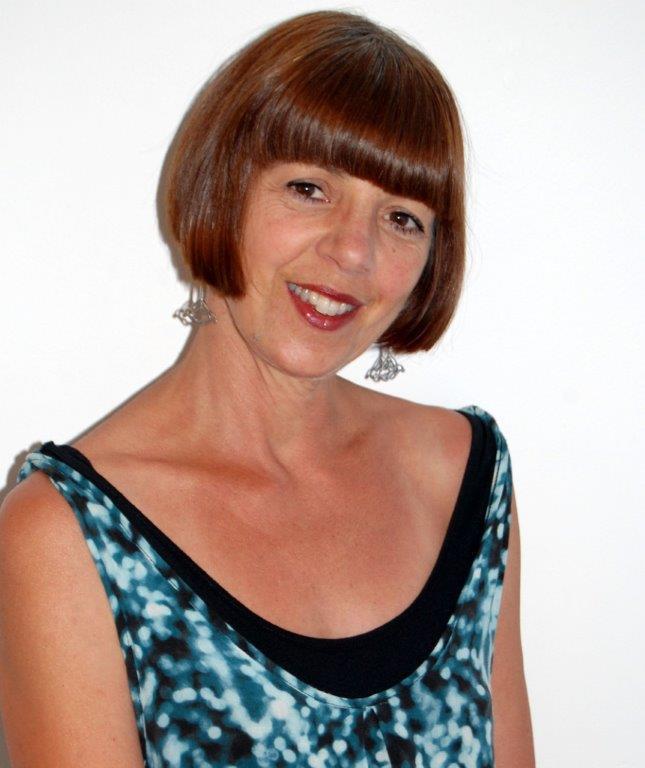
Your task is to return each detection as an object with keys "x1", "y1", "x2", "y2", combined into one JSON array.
[{"x1": 1, "y1": 1, "x2": 643, "y2": 766}]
